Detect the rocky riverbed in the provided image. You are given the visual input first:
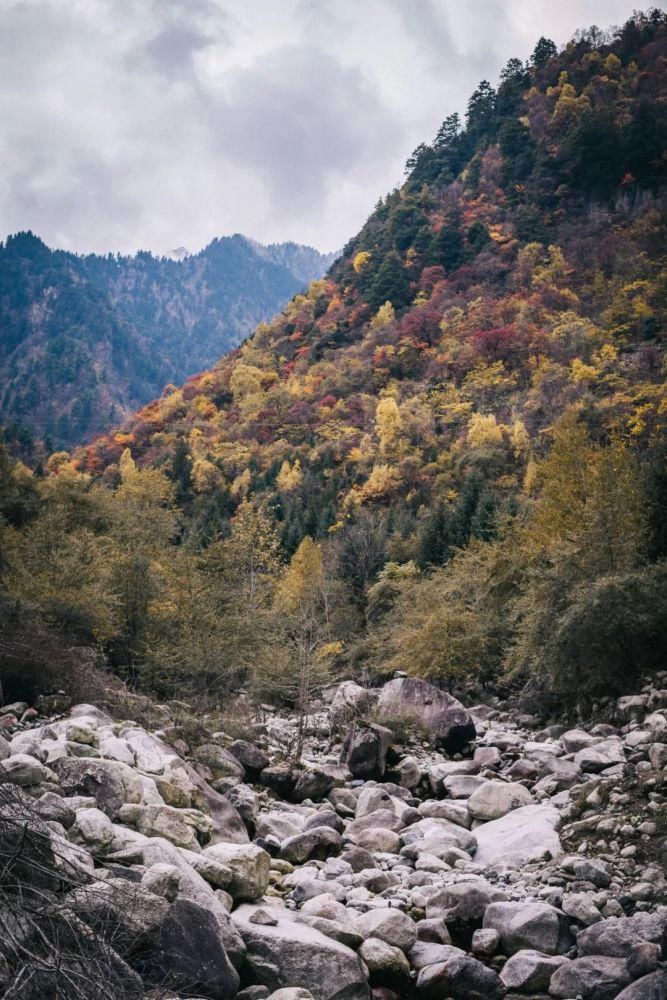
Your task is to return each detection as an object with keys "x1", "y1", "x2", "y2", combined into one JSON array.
[{"x1": 0, "y1": 674, "x2": 666, "y2": 999}]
